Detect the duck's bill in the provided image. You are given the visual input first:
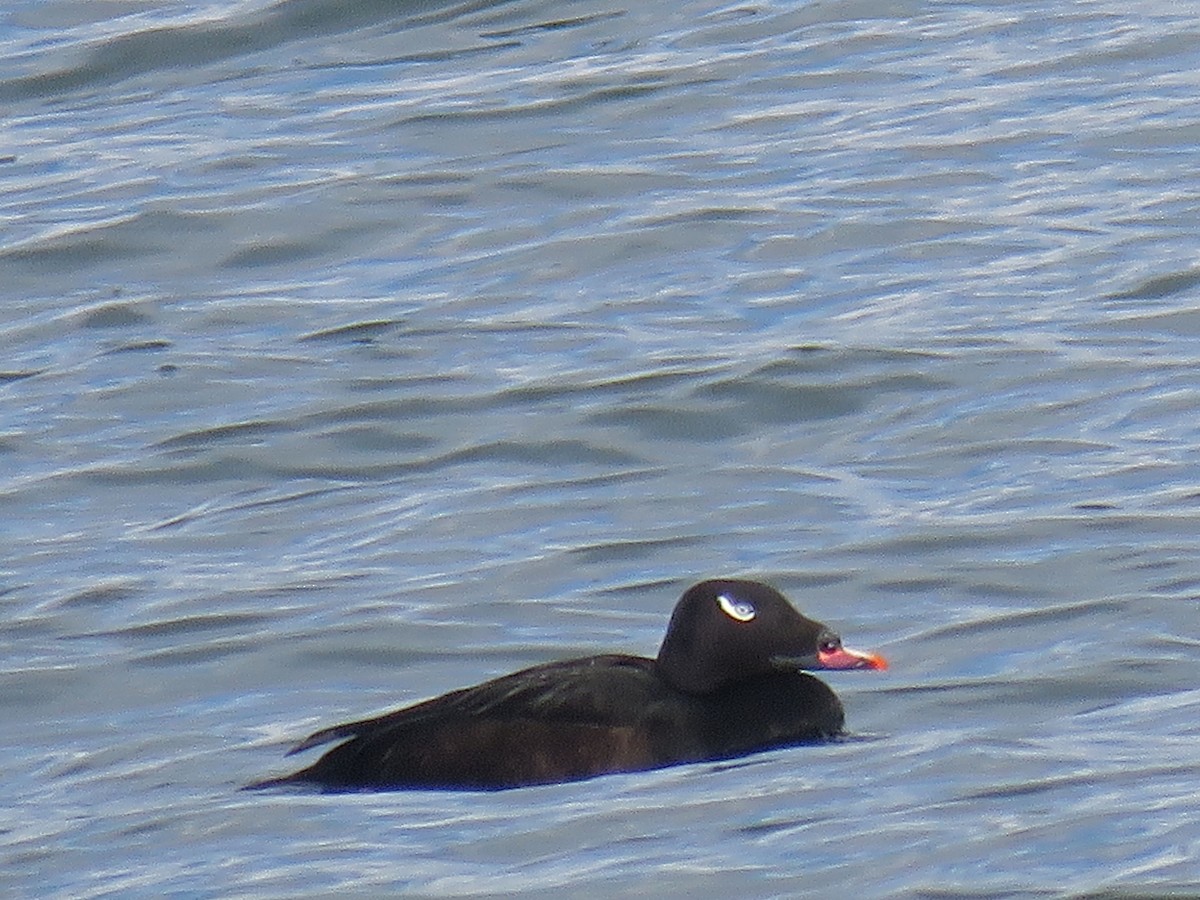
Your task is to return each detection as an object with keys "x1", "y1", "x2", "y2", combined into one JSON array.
[
  {"x1": 774, "y1": 646, "x2": 888, "y2": 672},
  {"x1": 818, "y1": 645, "x2": 888, "y2": 670}
]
